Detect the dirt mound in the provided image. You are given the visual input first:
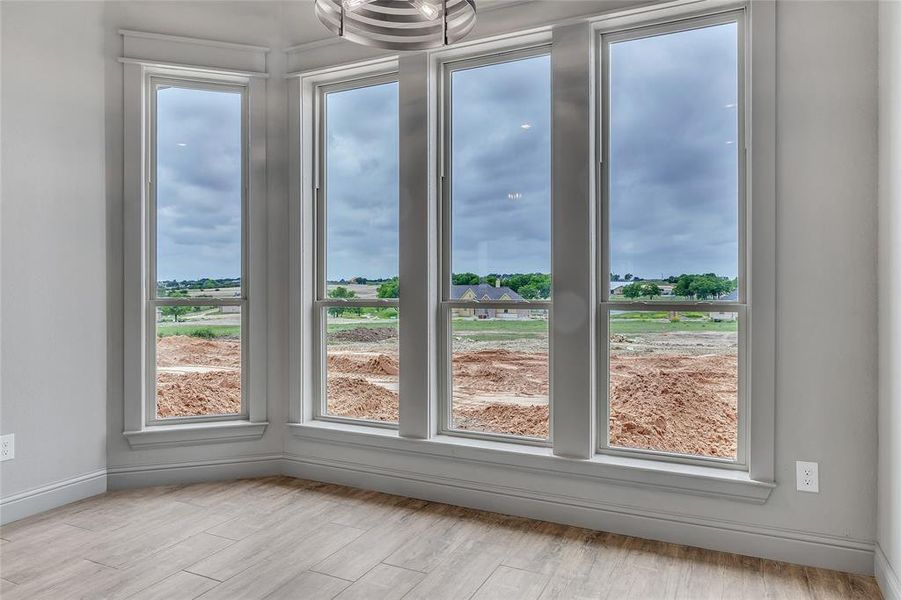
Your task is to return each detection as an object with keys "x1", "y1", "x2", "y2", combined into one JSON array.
[
  {"x1": 454, "y1": 404, "x2": 549, "y2": 438},
  {"x1": 329, "y1": 327, "x2": 397, "y2": 343},
  {"x1": 328, "y1": 353, "x2": 399, "y2": 376},
  {"x1": 157, "y1": 335, "x2": 241, "y2": 368},
  {"x1": 452, "y1": 350, "x2": 548, "y2": 396},
  {"x1": 327, "y1": 377, "x2": 399, "y2": 422},
  {"x1": 157, "y1": 370, "x2": 240, "y2": 418},
  {"x1": 609, "y1": 354, "x2": 737, "y2": 458}
]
